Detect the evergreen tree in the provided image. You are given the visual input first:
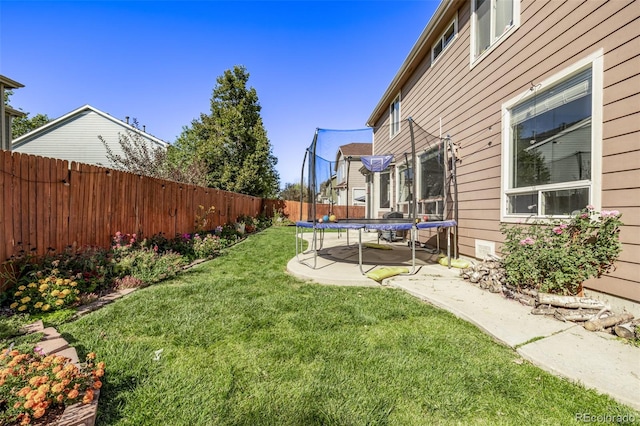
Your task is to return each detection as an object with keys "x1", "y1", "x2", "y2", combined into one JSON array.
[{"x1": 173, "y1": 66, "x2": 279, "y2": 198}]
